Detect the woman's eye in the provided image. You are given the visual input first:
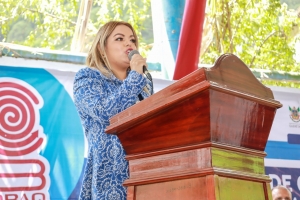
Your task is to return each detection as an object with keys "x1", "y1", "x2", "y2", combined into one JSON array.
[
  {"x1": 131, "y1": 39, "x2": 136, "y2": 43},
  {"x1": 116, "y1": 37, "x2": 123, "y2": 41}
]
